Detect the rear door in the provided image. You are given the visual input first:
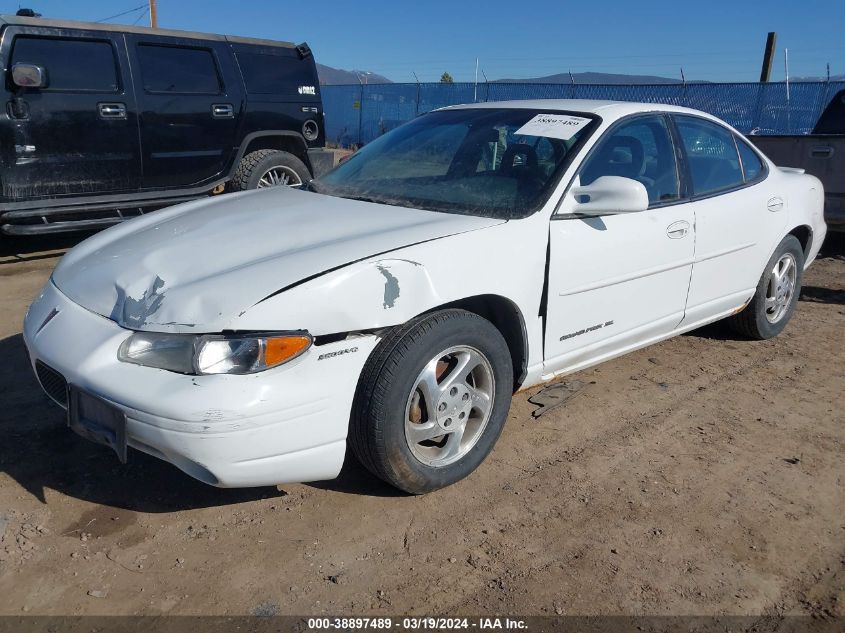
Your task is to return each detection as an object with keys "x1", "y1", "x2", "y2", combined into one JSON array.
[
  {"x1": 126, "y1": 34, "x2": 243, "y2": 190},
  {"x1": 671, "y1": 115, "x2": 786, "y2": 326},
  {"x1": 0, "y1": 26, "x2": 140, "y2": 200},
  {"x1": 231, "y1": 42, "x2": 325, "y2": 148}
]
